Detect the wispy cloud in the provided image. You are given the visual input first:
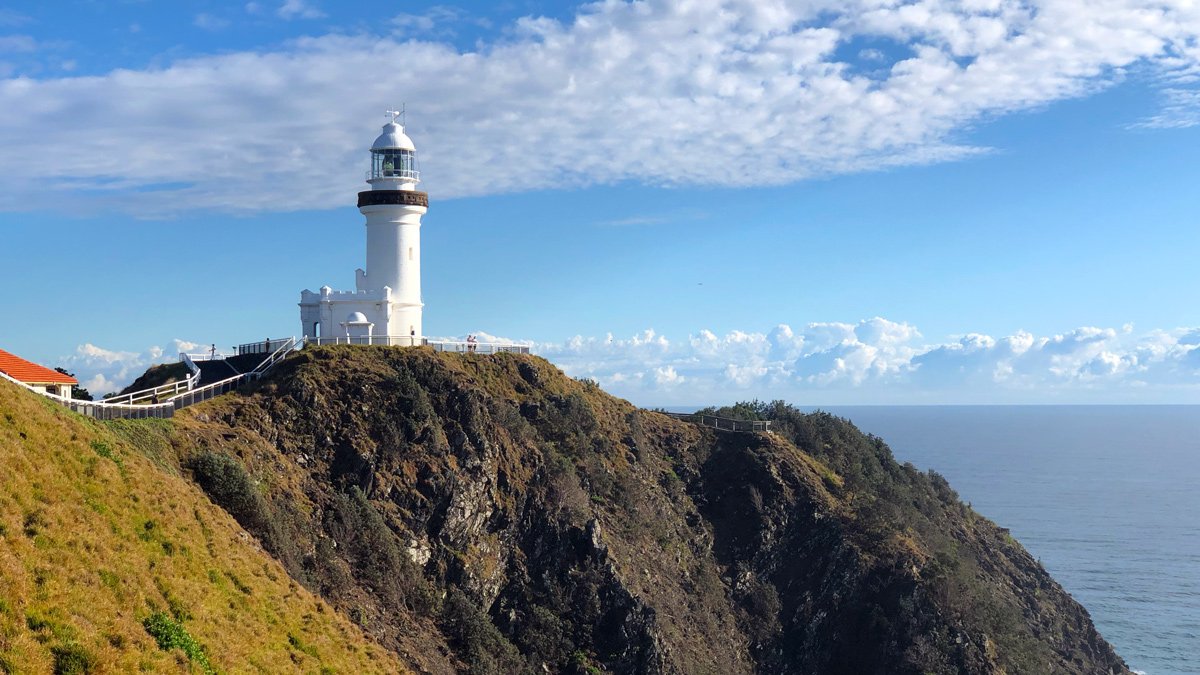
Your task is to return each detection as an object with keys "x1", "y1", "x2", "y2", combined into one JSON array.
[
  {"x1": 1, "y1": 1, "x2": 1199, "y2": 214},
  {"x1": 0, "y1": 9, "x2": 32, "y2": 28},
  {"x1": 391, "y1": 6, "x2": 486, "y2": 38},
  {"x1": 276, "y1": 0, "x2": 324, "y2": 20},
  {"x1": 0, "y1": 35, "x2": 38, "y2": 53},
  {"x1": 1132, "y1": 87, "x2": 1200, "y2": 129},
  {"x1": 194, "y1": 13, "x2": 231, "y2": 31},
  {"x1": 595, "y1": 209, "x2": 709, "y2": 227}
]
